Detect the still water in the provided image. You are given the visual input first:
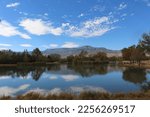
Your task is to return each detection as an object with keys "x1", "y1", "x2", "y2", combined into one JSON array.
[{"x1": 0, "y1": 64, "x2": 150, "y2": 97}]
